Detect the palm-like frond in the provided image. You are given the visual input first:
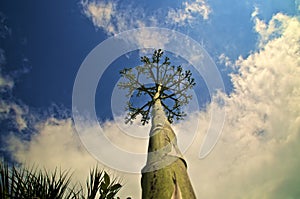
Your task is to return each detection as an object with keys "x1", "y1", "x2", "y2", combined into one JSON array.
[
  {"x1": 0, "y1": 161, "x2": 123, "y2": 199},
  {"x1": 86, "y1": 167, "x2": 122, "y2": 199},
  {"x1": 0, "y1": 162, "x2": 76, "y2": 199}
]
